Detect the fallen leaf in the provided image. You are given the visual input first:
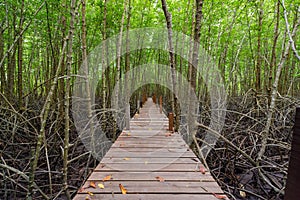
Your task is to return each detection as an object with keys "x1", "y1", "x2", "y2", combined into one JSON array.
[
  {"x1": 213, "y1": 193, "x2": 227, "y2": 199},
  {"x1": 98, "y1": 183, "x2": 105, "y2": 189},
  {"x1": 127, "y1": 132, "x2": 131, "y2": 136},
  {"x1": 99, "y1": 163, "x2": 106, "y2": 168},
  {"x1": 239, "y1": 190, "x2": 246, "y2": 198},
  {"x1": 119, "y1": 142, "x2": 125, "y2": 147},
  {"x1": 87, "y1": 191, "x2": 94, "y2": 196},
  {"x1": 199, "y1": 166, "x2": 206, "y2": 174},
  {"x1": 89, "y1": 181, "x2": 96, "y2": 188},
  {"x1": 148, "y1": 128, "x2": 152, "y2": 130},
  {"x1": 155, "y1": 176, "x2": 165, "y2": 182},
  {"x1": 144, "y1": 160, "x2": 148, "y2": 165},
  {"x1": 85, "y1": 195, "x2": 90, "y2": 200},
  {"x1": 119, "y1": 183, "x2": 127, "y2": 194},
  {"x1": 78, "y1": 187, "x2": 85, "y2": 192},
  {"x1": 102, "y1": 175, "x2": 112, "y2": 181},
  {"x1": 165, "y1": 133, "x2": 172, "y2": 137},
  {"x1": 123, "y1": 157, "x2": 130, "y2": 161}
]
